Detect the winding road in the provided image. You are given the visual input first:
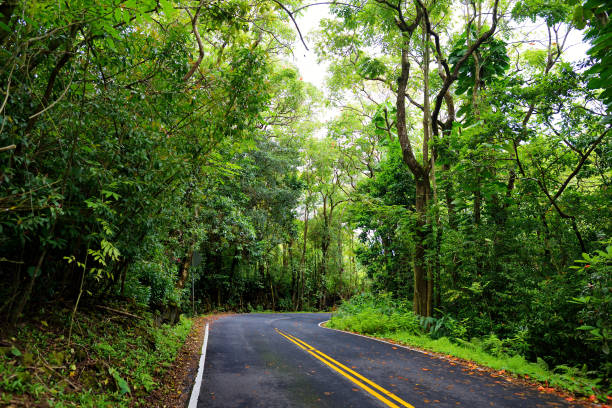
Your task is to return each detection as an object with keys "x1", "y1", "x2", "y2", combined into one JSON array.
[{"x1": 195, "y1": 313, "x2": 574, "y2": 407}]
